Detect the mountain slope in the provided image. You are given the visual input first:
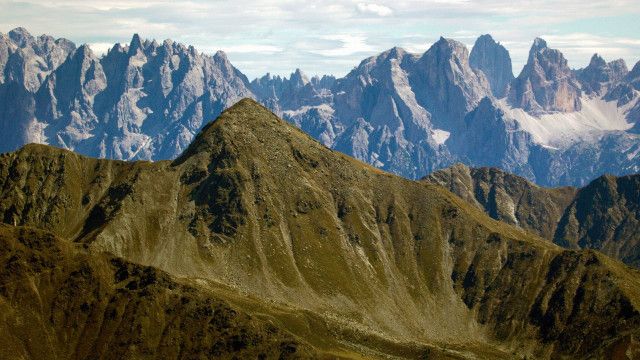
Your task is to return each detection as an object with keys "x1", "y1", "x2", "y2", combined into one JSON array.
[
  {"x1": 508, "y1": 38, "x2": 581, "y2": 113},
  {"x1": 1, "y1": 99, "x2": 640, "y2": 358},
  {"x1": 425, "y1": 163, "x2": 577, "y2": 240},
  {"x1": 426, "y1": 163, "x2": 640, "y2": 268},
  {"x1": 0, "y1": 224, "x2": 316, "y2": 359},
  {"x1": 469, "y1": 34, "x2": 513, "y2": 98},
  {"x1": 0, "y1": 30, "x2": 253, "y2": 161},
  {"x1": 1, "y1": 27, "x2": 639, "y2": 187},
  {"x1": 555, "y1": 174, "x2": 640, "y2": 267}
]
